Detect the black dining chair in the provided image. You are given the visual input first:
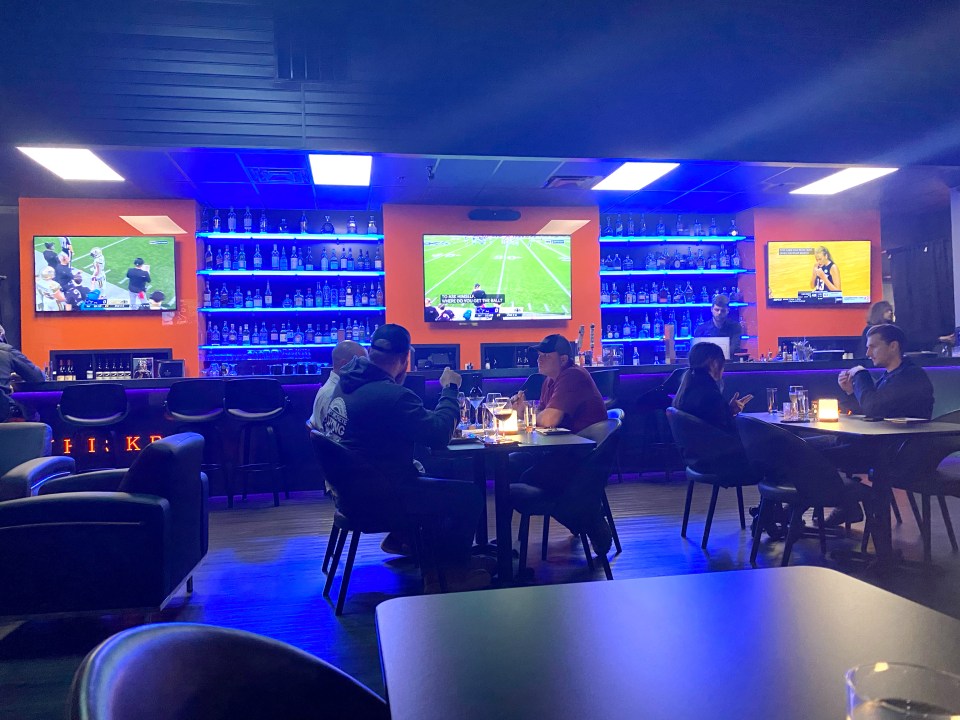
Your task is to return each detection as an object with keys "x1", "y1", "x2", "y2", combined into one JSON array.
[
  {"x1": 589, "y1": 368, "x2": 620, "y2": 411},
  {"x1": 666, "y1": 407, "x2": 758, "y2": 548},
  {"x1": 68, "y1": 622, "x2": 389, "y2": 720},
  {"x1": 635, "y1": 369, "x2": 686, "y2": 479},
  {"x1": 736, "y1": 415, "x2": 877, "y2": 566},
  {"x1": 511, "y1": 418, "x2": 622, "y2": 580}
]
